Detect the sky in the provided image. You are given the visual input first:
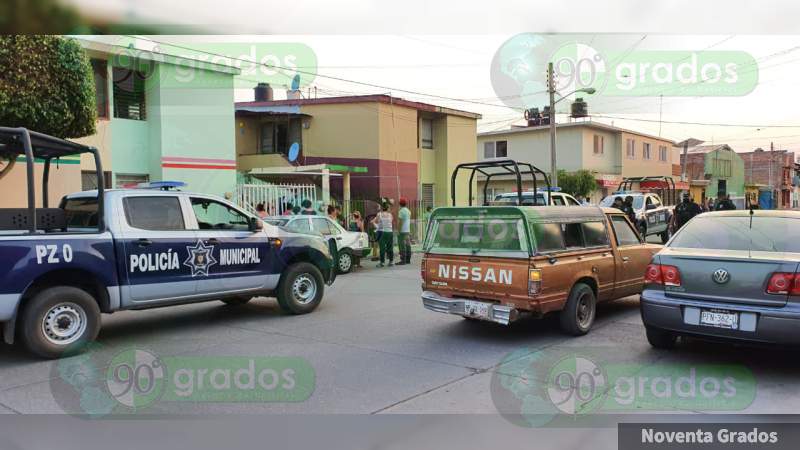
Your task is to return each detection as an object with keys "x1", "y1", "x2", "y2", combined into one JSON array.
[{"x1": 87, "y1": 33, "x2": 800, "y2": 157}]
